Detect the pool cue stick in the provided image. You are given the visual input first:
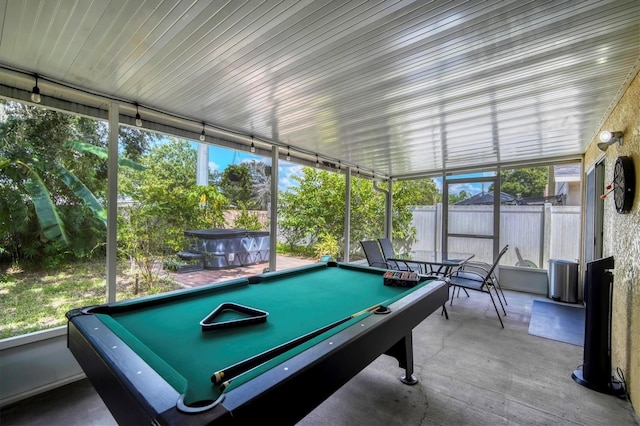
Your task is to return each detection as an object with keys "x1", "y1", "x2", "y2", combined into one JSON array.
[{"x1": 212, "y1": 303, "x2": 383, "y2": 386}]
